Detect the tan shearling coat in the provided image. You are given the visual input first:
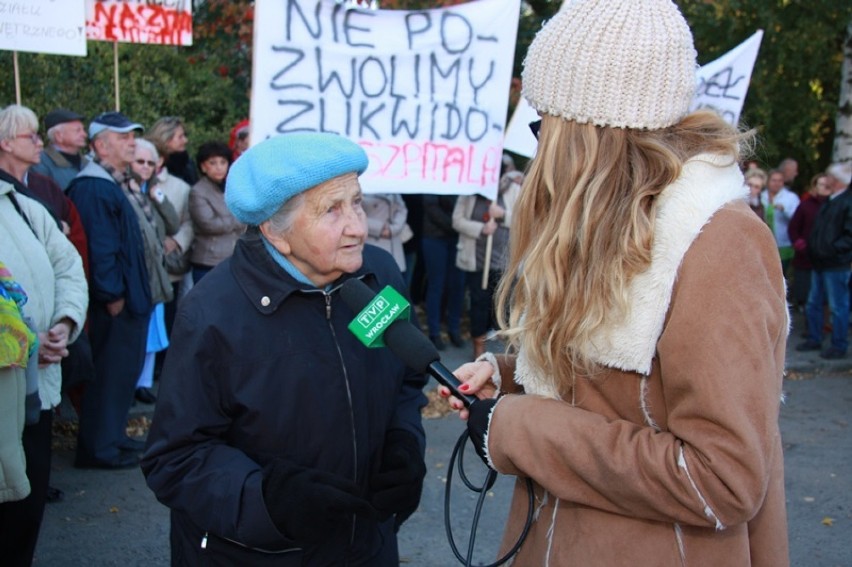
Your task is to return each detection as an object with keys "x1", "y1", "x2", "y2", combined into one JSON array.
[{"x1": 487, "y1": 156, "x2": 789, "y2": 566}]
